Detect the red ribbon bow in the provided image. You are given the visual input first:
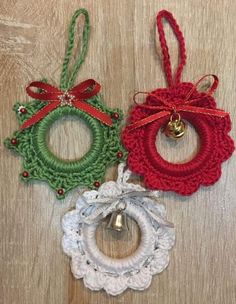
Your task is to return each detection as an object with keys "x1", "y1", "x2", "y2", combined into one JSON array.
[
  {"x1": 127, "y1": 75, "x2": 228, "y2": 131},
  {"x1": 21, "y1": 79, "x2": 112, "y2": 130}
]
